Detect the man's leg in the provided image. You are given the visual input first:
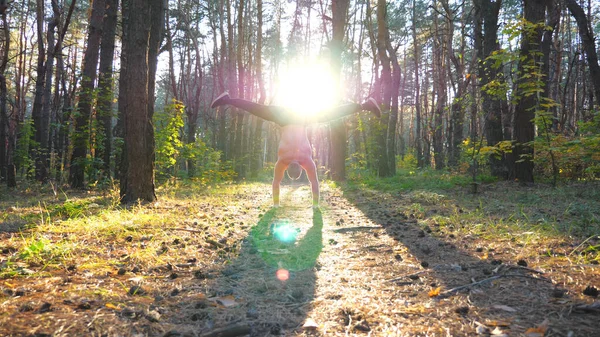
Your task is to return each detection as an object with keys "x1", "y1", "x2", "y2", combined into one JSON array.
[
  {"x1": 302, "y1": 159, "x2": 320, "y2": 207},
  {"x1": 272, "y1": 160, "x2": 287, "y2": 207},
  {"x1": 309, "y1": 98, "x2": 381, "y2": 124},
  {"x1": 211, "y1": 92, "x2": 288, "y2": 125}
]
